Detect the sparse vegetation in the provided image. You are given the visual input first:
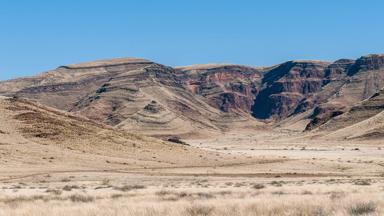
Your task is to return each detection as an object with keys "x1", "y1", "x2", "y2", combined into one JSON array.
[
  {"x1": 102, "y1": 178, "x2": 111, "y2": 185},
  {"x1": 113, "y1": 185, "x2": 146, "y2": 192},
  {"x1": 45, "y1": 188, "x2": 62, "y2": 195},
  {"x1": 353, "y1": 179, "x2": 371, "y2": 186},
  {"x1": 252, "y1": 183, "x2": 265, "y2": 189},
  {"x1": 96, "y1": 85, "x2": 108, "y2": 94},
  {"x1": 270, "y1": 181, "x2": 284, "y2": 187},
  {"x1": 0, "y1": 183, "x2": 383, "y2": 216},
  {"x1": 185, "y1": 204, "x2": 214, "y2": 216},
  {"x1": 348, "y1": 201, "x2": 377, "y2": 215},
  {"x1": 69, "y1": 194, "x2": 95, "y2": 203},
  {"x1": 110, "y1": 194, "x2": 123, "y2": 199},
  {"x1": 62, "y1": 185, "x2": 80, "y2": 191},
  {"x1": 61, "y1": 178, "x2": 71, "y2": 183}
]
